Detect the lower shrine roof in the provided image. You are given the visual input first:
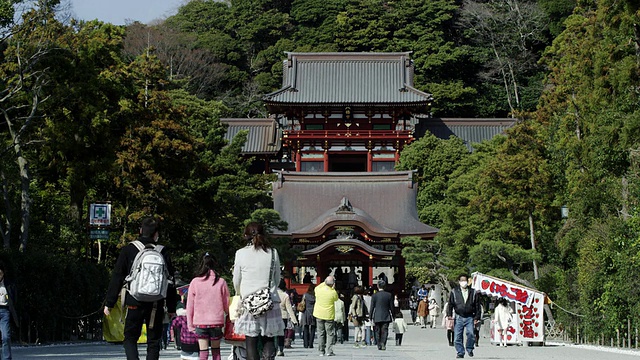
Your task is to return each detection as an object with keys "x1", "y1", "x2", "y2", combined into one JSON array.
[{"x1": 272, "y1": 171, "x2": 438, "y2": 238}]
